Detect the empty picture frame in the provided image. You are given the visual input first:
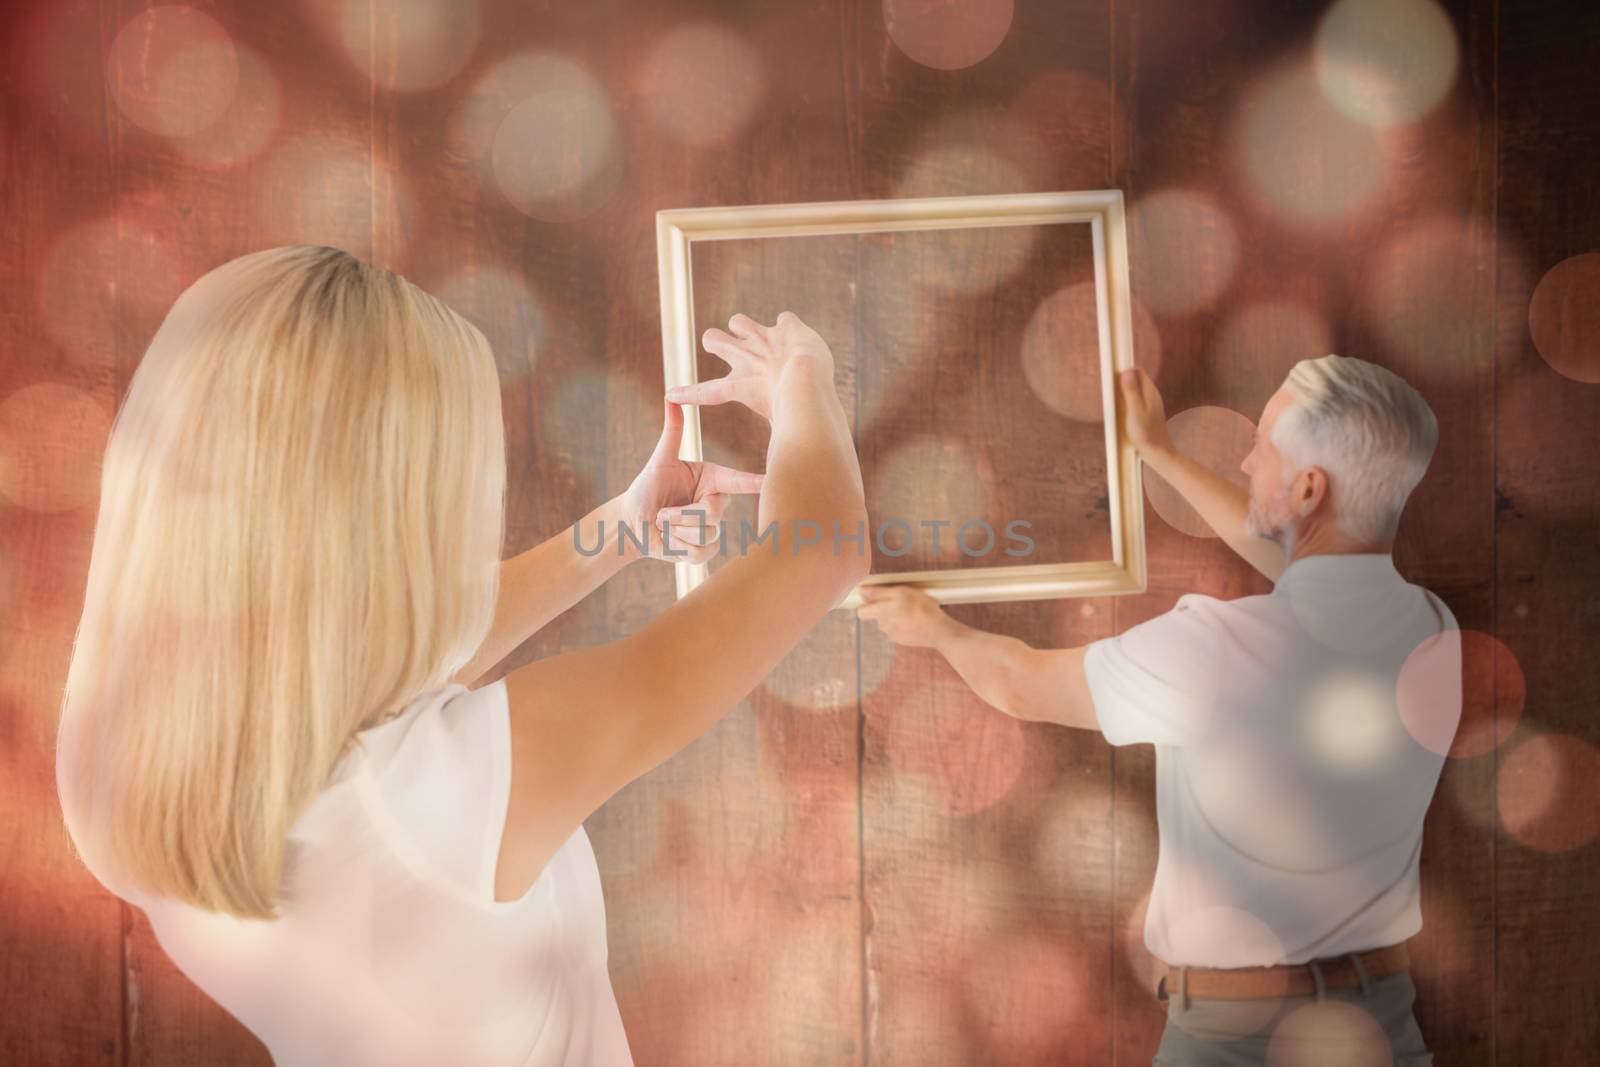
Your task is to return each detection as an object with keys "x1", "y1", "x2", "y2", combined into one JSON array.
[{"x1": 655, "y1": 189, "x2": 1146, "y2": 608}]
